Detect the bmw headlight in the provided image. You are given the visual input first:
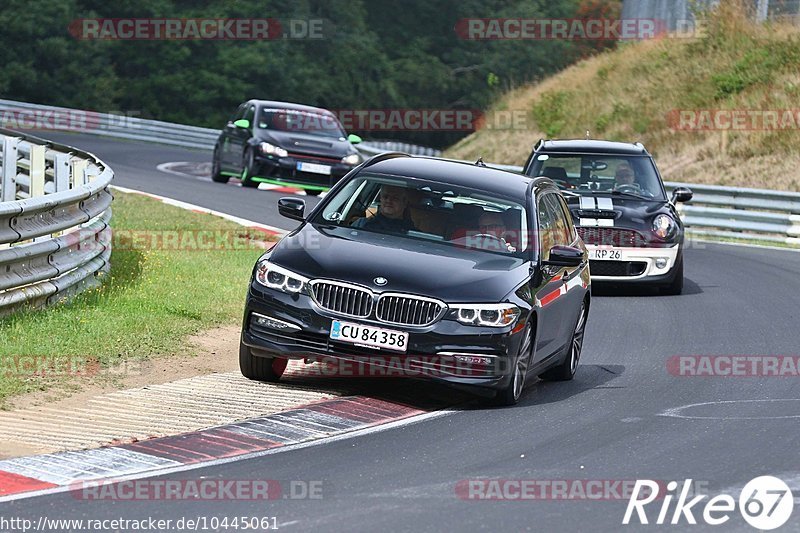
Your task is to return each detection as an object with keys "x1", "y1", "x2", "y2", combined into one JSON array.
[
  {"x1": 449, "y1": 303, "x2": 520, "y2": 327},
  {"x1": 342, "y1": 153, "x2": 361, "y2": 166},
  {"x1": 255, "y1": 259, "x2": 308, "y2": 293},
  {"x1": 260, "y1": 142, "x2": 288, "y2": 158},
  {"x1": 652, "y1": 214, "x2": 677, "y2": 240}
]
